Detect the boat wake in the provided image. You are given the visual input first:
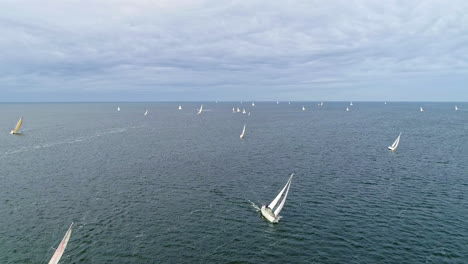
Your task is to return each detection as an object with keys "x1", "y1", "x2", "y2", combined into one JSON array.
[
  {"x1": 2, "y1": 125, "x2": 142, "y2": 157},
  {"x1": 248, "y1": 200, "x2": 260, "y2": 212}
]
